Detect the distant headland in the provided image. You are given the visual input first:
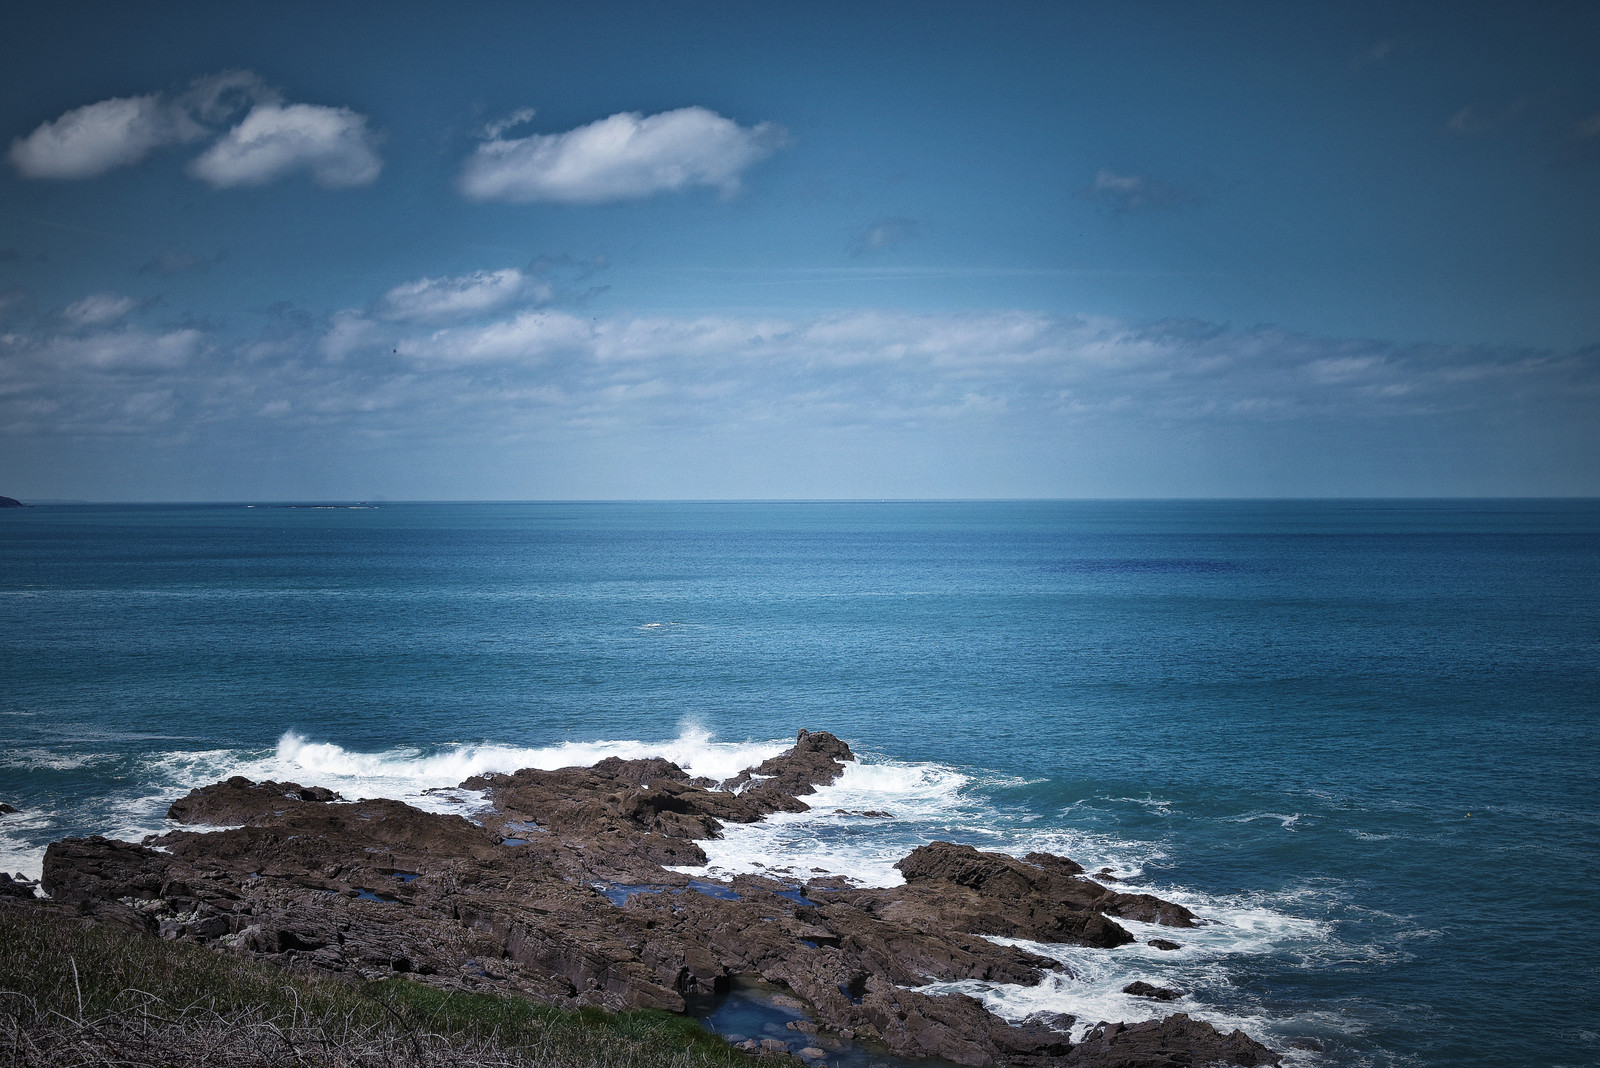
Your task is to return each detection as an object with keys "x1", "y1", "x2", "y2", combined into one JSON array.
[{"x1": 0, "y1": 495, "x2": 24, "y2": 507}]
